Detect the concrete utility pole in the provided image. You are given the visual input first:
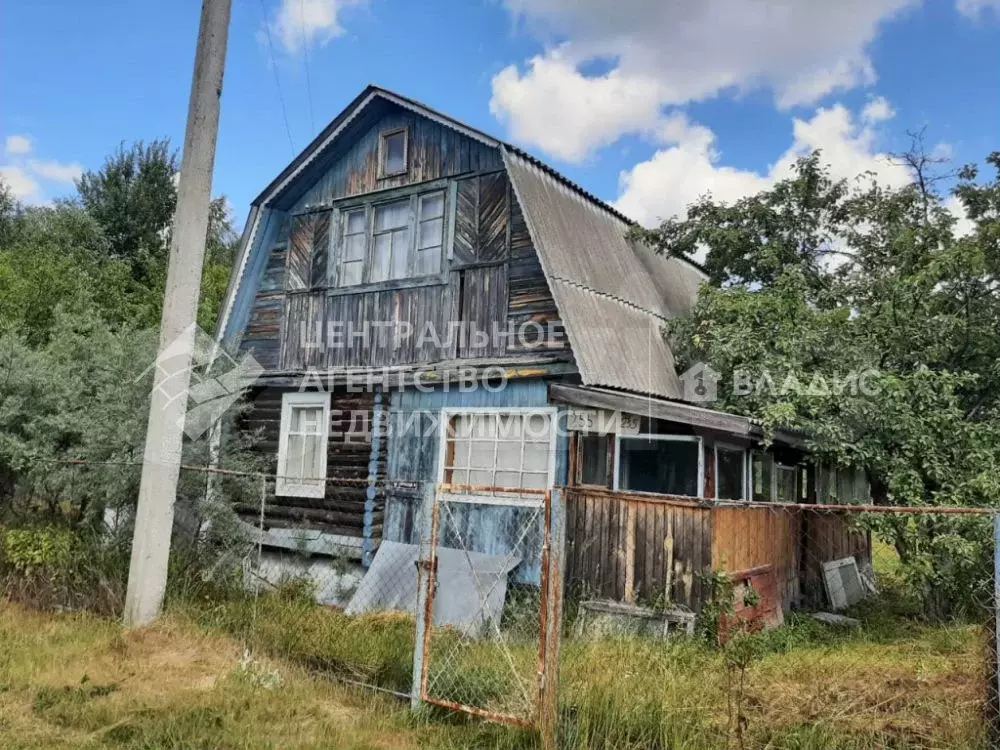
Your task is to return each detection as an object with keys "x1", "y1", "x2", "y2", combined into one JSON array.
[{"x1": 124, "y1": 0, "x2": 232, "y2": 627}]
